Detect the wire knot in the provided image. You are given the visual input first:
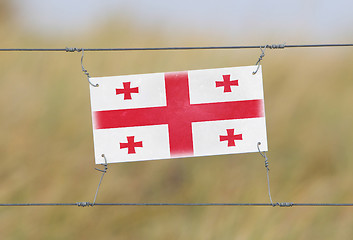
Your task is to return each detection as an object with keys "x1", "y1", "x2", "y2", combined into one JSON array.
[
  {"x1": 65, "y1": 47, "x2": 82, "y2": 52},
  {"x1": 264, "y1": 159, "x2": 269, "y2": 169},
  {"x1": 274, "y1": 202, "x2": 294, "y2": 207},
  {"x1": 95, "y1": 154, "x2": 108, "y2": 173},
  {"x1": 76, "y1": 202, "x2": 93, "y2": 207},
  {"x1": 267, "y1": 43, "x2": 286, "y2": 49}
]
